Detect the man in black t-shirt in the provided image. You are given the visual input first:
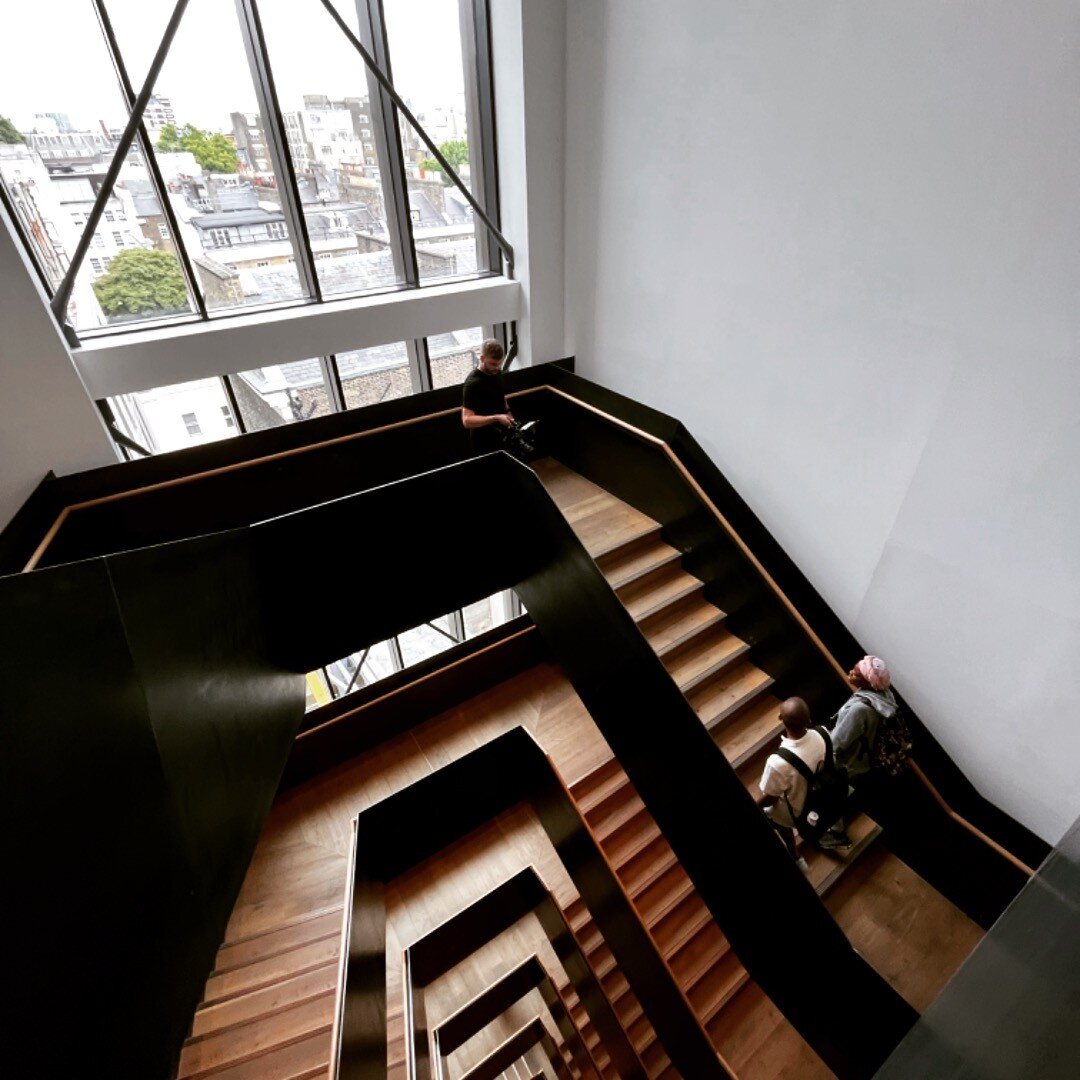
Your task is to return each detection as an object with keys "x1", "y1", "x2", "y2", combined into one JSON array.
[{"x1": 461, "y1": 339, "x2": 513, "y2": 453}]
